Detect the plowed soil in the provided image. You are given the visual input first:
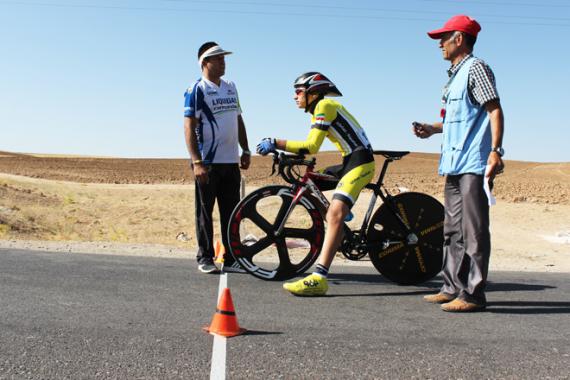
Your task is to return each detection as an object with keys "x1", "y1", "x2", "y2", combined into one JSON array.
[{"x1": 1, "y1": 150, "x2": 569, "y2": 204}]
